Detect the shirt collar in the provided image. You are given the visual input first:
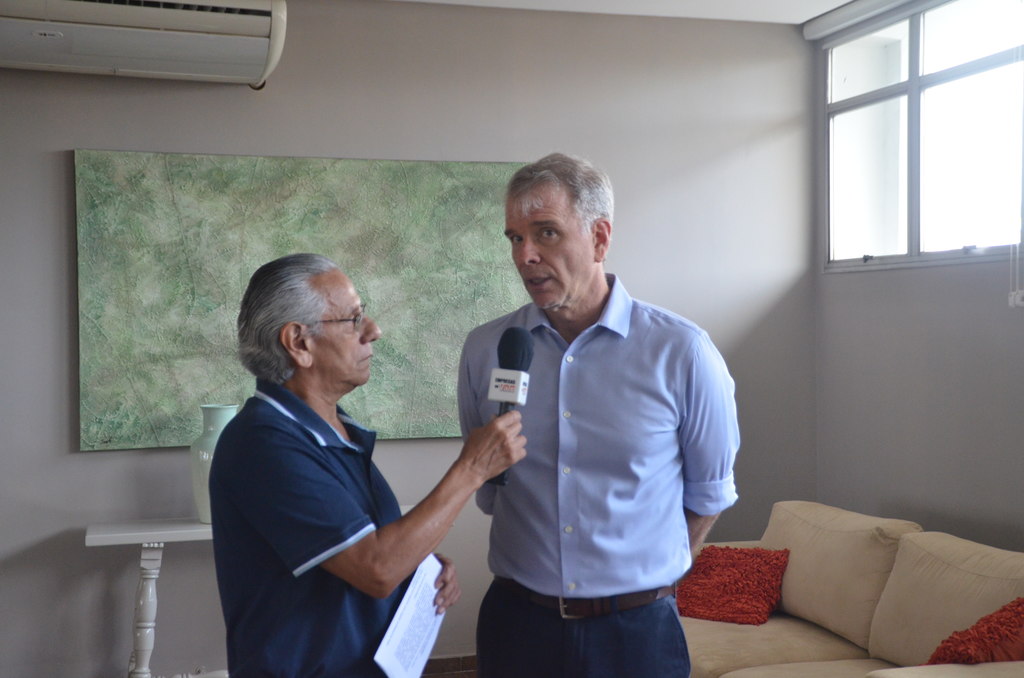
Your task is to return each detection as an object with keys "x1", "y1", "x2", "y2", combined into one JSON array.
[
  {"x1": 524, "y1": 273, "x2": 633, "y2": 339},
  {"x1": 596, "y1": 274, "x2": 633, "y2": 338},
  {"x1": 252, "y1": 379, "x2": 375, "y2": 453}
]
